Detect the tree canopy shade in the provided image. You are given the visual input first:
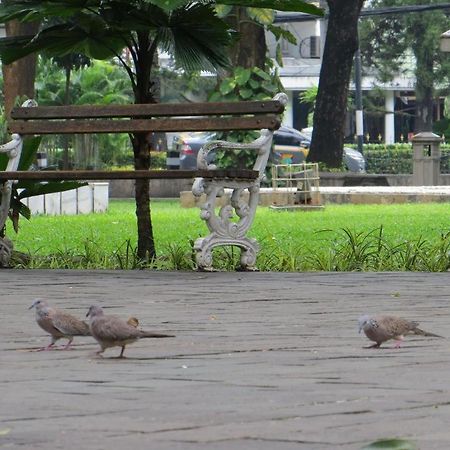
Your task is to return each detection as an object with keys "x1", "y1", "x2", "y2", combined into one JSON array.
[{"x1": 0, "y1": 0, "x2": 323, "y2": 261}]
